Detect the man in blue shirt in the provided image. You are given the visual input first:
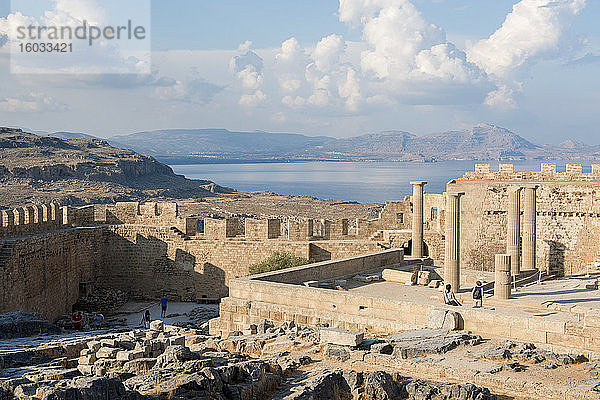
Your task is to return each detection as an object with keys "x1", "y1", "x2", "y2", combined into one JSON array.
[{"x1": 160, "y1": 295, "x2": 168, "y2": 319}]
